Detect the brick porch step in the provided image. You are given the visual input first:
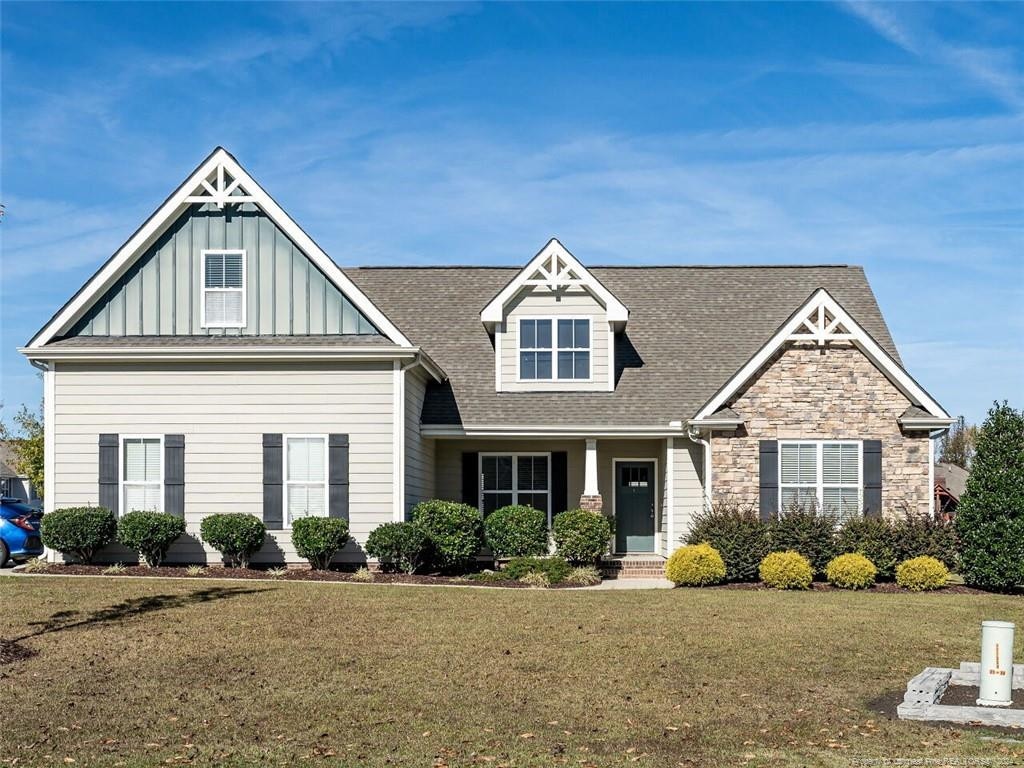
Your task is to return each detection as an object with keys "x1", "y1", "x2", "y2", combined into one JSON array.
[{"x1": 600, "y1": 558, "x2": 667, "y2": 579}]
